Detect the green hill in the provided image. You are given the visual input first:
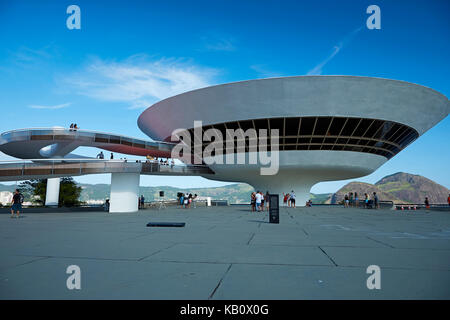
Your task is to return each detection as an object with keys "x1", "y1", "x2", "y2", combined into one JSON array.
[{"x1": 375, "y1": 172, "x2": 449, "y2": 204}]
